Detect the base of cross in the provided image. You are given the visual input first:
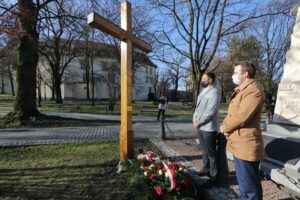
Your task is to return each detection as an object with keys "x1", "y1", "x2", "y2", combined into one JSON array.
[
  {"x1": 119, "y1": 129, "x2": 134, "y2": 161},
  {"x1": 116, "y1": 159, "x2": 135, "y2": 173},
  {"x1": 117, "y1": 161, "x2": 126, "y2": 174},
  {"x1": 117, "y1": 129, "x2": 134, "y2": 173}
]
